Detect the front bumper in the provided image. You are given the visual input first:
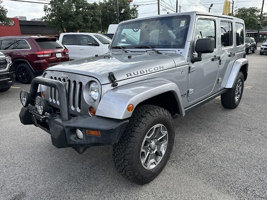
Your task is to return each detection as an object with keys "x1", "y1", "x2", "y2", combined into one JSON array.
[
  {"x1": 260, "y1": 48, "x2": 267, "y2": 54},
  {"x1": 19, "y1": 77, "x2": 129, "y2": 150},
  {"x1": 0, "y1": 71, "x2": 15, "y2": 90}
]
